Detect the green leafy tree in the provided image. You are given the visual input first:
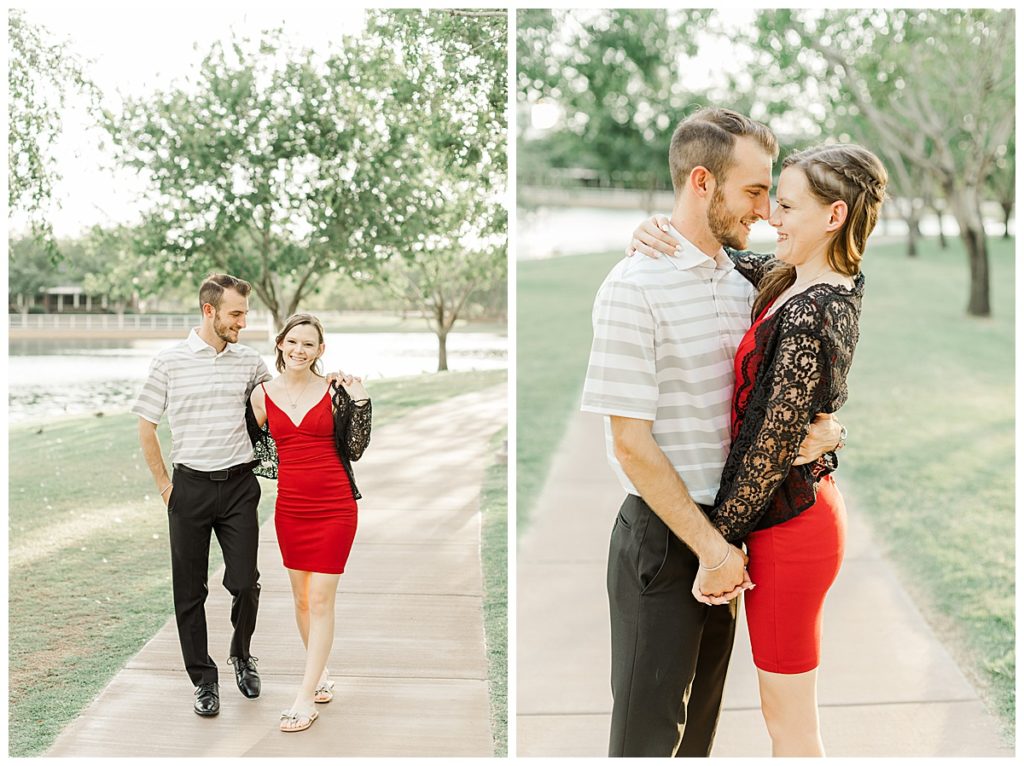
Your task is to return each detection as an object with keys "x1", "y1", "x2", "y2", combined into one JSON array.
[
  {"x1": 367, "y1": 9, "x2": 508, "y2": 371},
  {"x1": 9, "y1": 227, "x2": 155, "y2": 314},
  {"x1": 8, "y1": 9, "x2": 97, "y2": 255},
  {"x1": 77, "y1": 225, "x2": 157, "y2": 314},
  {"x1": 751, "y1": 9, "x2": 1014, "y2": 316},
  {"x1": 384, "y1": 240, "x2": 507, "y2": 371},
  {"x1": 104, "y1": 29, "x2": 409, "y2": 329},
  {"x1": 8, "y1": 235, "x2": 60, "y2": 311},
  {"x1": 837, "y1": 107, "x2": 932, "y2": 257},
  {"x1": 518, "y1": 9, "x2": 712, "y2": 205}
]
